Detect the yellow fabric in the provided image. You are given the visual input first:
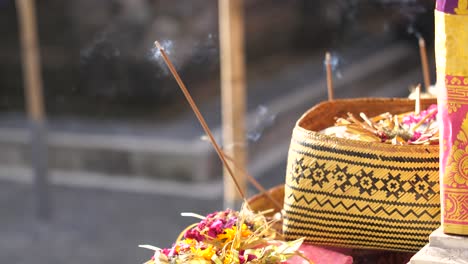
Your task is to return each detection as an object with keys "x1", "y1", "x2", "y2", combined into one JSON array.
[
  {"x1": 442, "y1": 112, "x2": 468, "y2": 235},
  {"x1": 435, "y1": 10, "x2": 468, "y2": 236},
  {"x1": 455, "y1": 0, "x2": 468, "y2": 15},
  {"x1": 435, "y1": 11, "x2": 468, "y2": 78}
]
